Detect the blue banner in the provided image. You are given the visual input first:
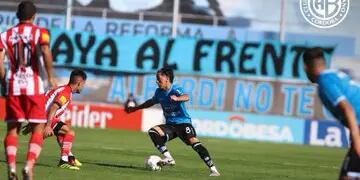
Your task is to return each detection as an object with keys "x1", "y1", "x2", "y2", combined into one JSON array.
[
  {"x1": 50, "y1": 29, "x2": 334, "y2": 79},
  {"x1": 190, "y1": 110, "x2": 305, "y2": 144},
  {"x1": 304, "y1": 120, "x2": 349, "y2": 148}
]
